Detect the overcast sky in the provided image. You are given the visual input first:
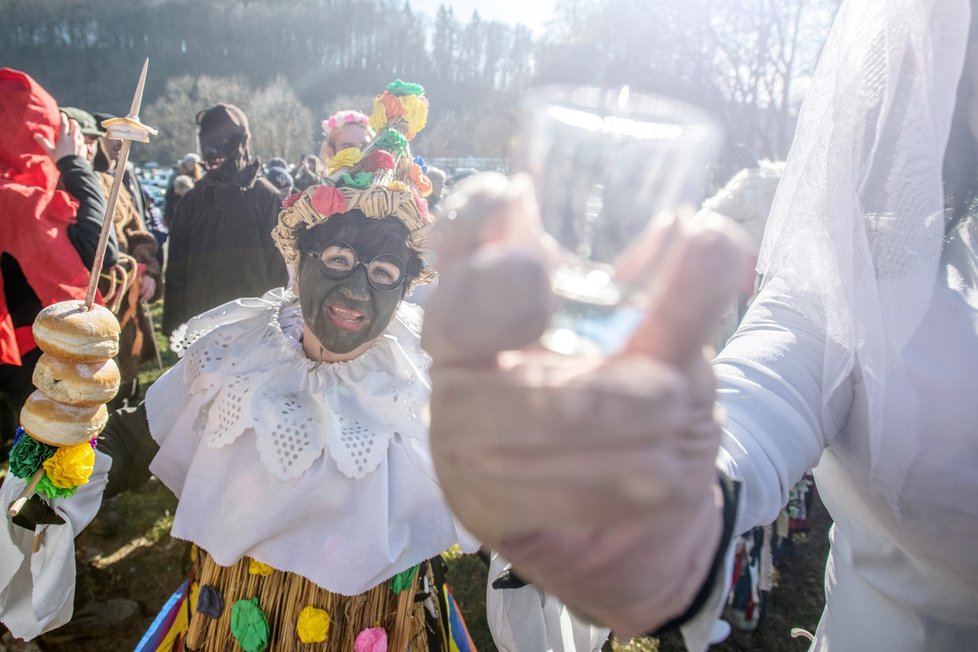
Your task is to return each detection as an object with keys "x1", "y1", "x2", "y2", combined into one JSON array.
[{"x1": 408, "y1": 0, "x2": 557, "y2": 33}]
